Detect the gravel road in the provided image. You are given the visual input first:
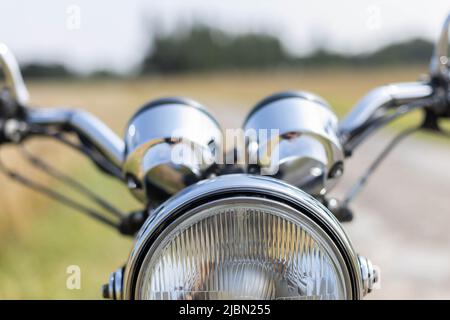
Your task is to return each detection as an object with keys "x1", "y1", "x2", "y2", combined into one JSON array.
[{"x1": 336, "y1": 132, "x2": 450, "y2": 299}]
